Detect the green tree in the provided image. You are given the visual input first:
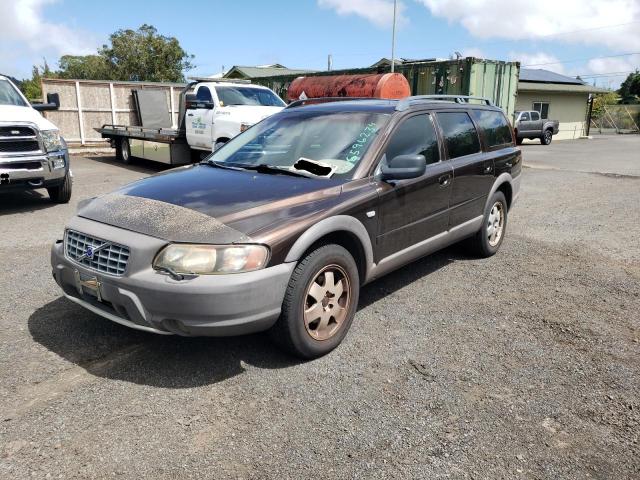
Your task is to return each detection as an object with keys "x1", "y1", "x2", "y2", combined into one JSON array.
[
  {"x1": 592, "y1": 91, "x2": 619, "y2": 119},
  {"x1": 20, "y1": 59, "x2": 54, "y2": 101},
  {"x1": 98, "y1": 24, "x2": 194, "y2": 82},
  {"x1": 57, "y1": 55, "x2": 111, "y2": 80},
  {"x1": 618, "y1": 70, "x2": 640, "y2": 104}
]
